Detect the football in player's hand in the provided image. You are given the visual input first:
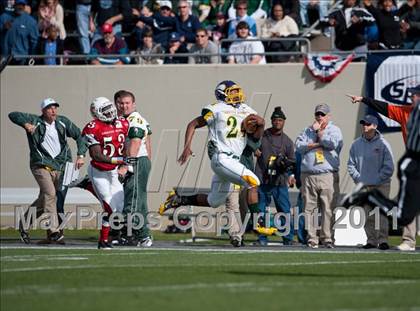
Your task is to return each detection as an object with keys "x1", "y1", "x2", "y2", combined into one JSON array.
[{"x1": 242, "y1": 114, "x2": 259, "y2": 134}]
